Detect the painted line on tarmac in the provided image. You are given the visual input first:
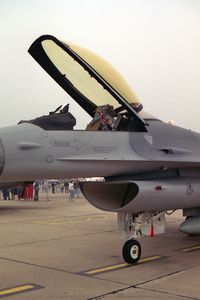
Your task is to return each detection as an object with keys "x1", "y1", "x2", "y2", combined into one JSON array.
[
  {"x1": 79, "y1": 255, "x2": 165, "y2": 276},
  {"x1": 180, "y1": 244, "x2": 200, "y2": 253},
  {"x1": 0, "y1": 283, "x2": 44, "y2": 298},
  {"x1": 34, "y1": 214, "x2": 112, "y2": 225}
]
